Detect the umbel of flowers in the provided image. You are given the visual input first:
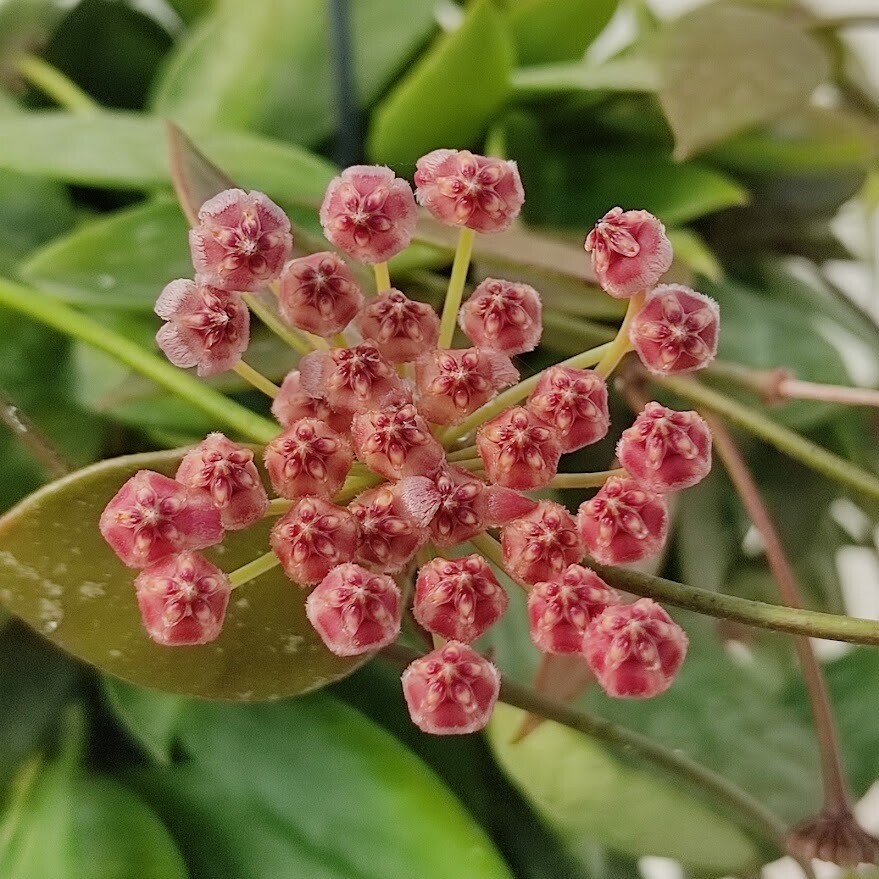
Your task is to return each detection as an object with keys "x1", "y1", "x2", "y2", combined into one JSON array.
[{"x1": 99, "y1": 150, "x2": 719, "y2": 735}]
